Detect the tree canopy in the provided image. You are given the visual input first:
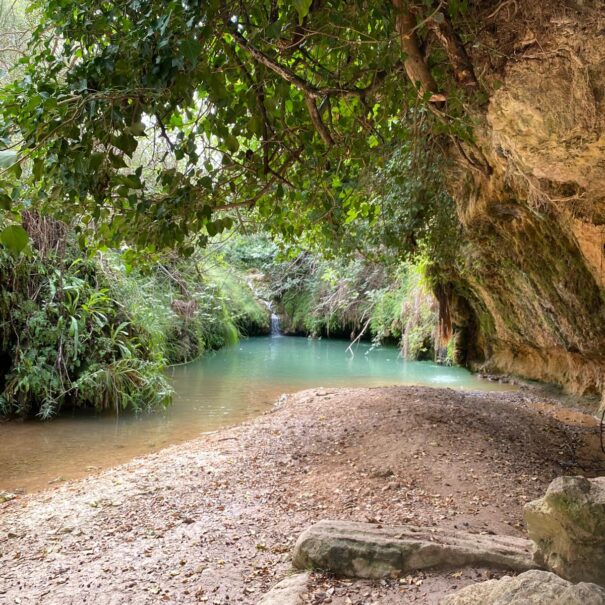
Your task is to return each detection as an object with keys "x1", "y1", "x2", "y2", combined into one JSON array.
[{"x1": 0, "y1": 0, "x2": 478, "y2": 253}]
